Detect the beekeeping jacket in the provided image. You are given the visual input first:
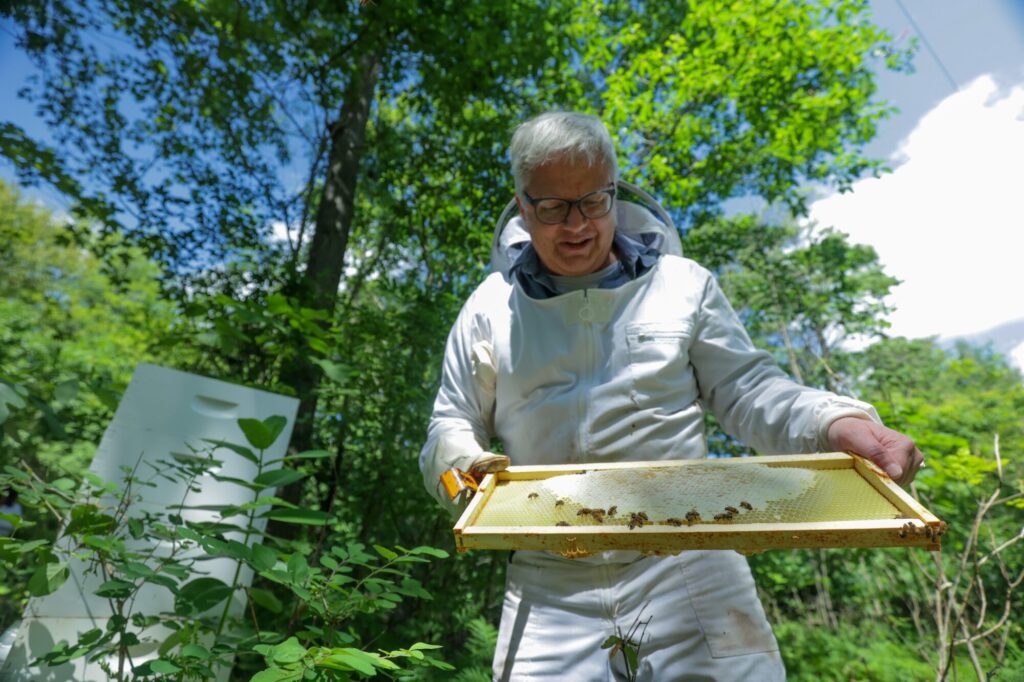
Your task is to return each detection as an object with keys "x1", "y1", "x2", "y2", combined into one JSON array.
[{"x1": 419, "y1": 183, "x2": 879, "y2": 680}]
